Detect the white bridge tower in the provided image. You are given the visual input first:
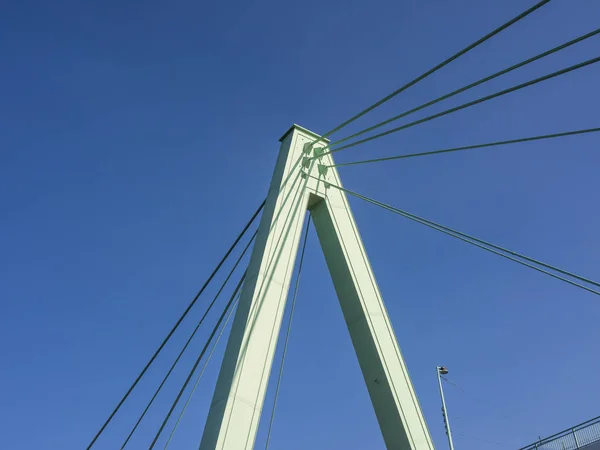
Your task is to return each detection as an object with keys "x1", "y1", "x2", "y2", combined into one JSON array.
[{"x1": 199, "y1": 125, "x2": 434, "y2": 450}]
